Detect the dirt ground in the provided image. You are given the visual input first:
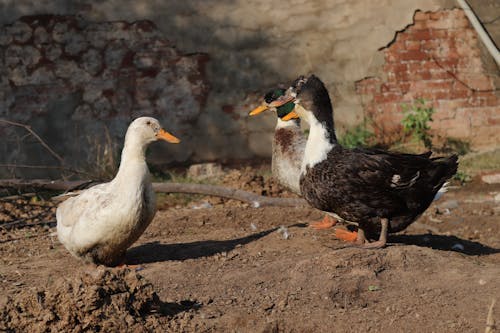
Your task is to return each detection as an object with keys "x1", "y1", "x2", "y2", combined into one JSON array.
[{"x1": 0, "y1": 166, "x2": 499, "y2": 332}]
